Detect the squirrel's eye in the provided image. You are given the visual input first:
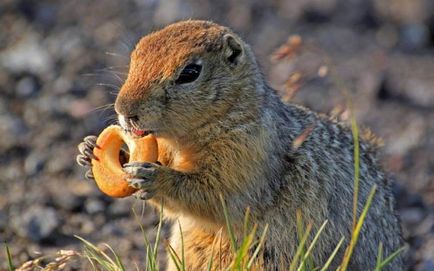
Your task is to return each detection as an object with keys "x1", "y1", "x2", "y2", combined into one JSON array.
[{"x1": 175, "y1": 63, "x2": 202, "y2": 84}]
